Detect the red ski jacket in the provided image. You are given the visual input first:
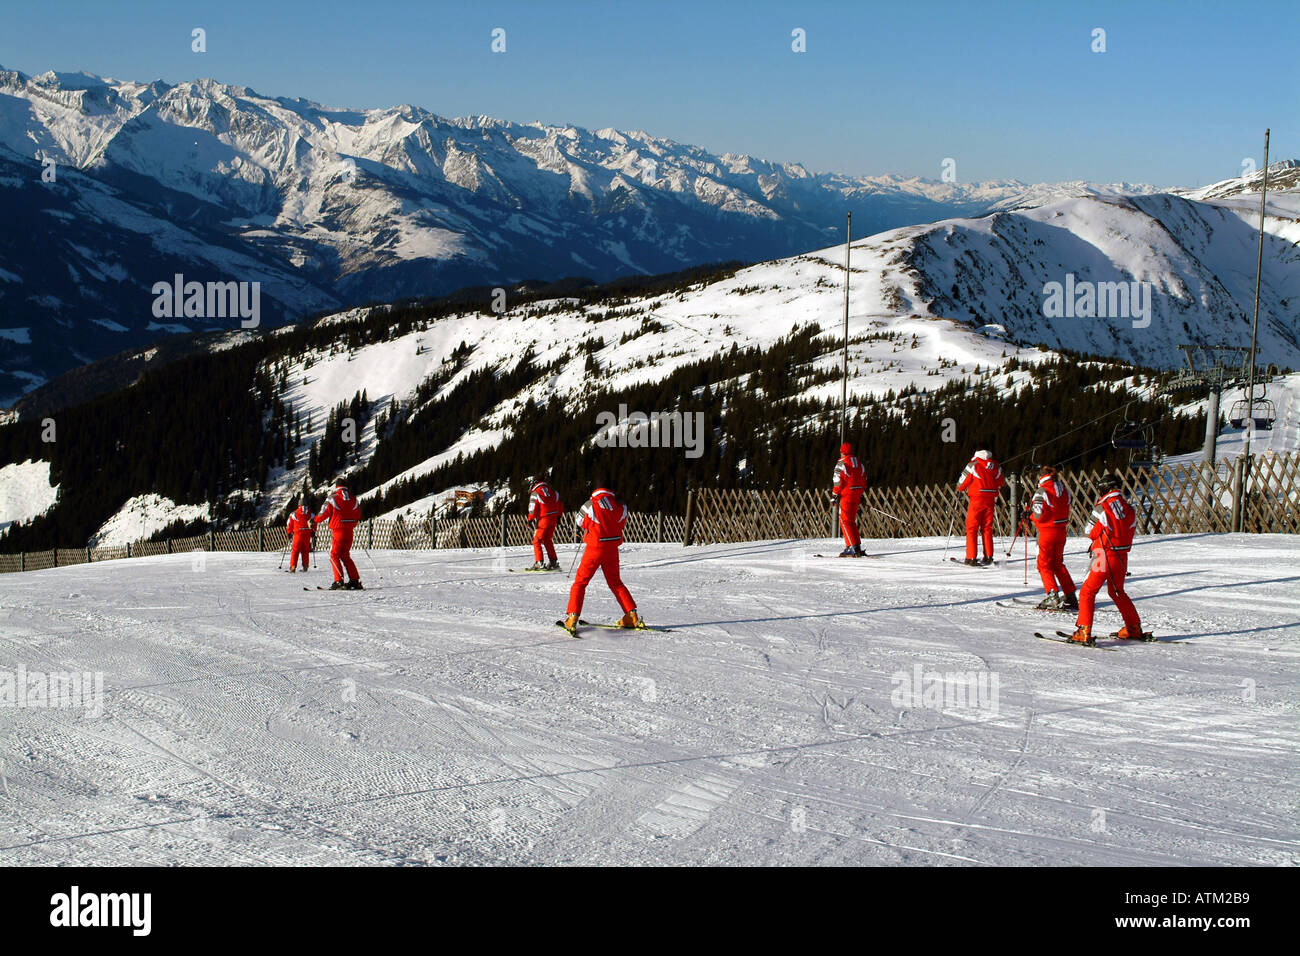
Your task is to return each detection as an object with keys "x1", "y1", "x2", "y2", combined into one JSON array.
[
  {"x1": 1031, "y1": 476, "x2": 1071, "y2": 528},
  {"x1": 832, "y1": 455, "x2": 866, "y2": 496},
  {"x1": 314, "y1": 488, "x2": 362, "y2": 532},
  {"x1": 576, "y1": 488, "x2": 627, "y2": 546},
  {"x1": 527, "y1": 482, "x2": 564, "y2": 521},
  {"x1": 958, "y1": 453, "x2": 1005, "y2": 498},
  {"x1": 287, "y1": 507, "x2": 314, "y2": 539},
  {"x1": 1086, "y1": 490, "x2": 1136, "y2": 552}
]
